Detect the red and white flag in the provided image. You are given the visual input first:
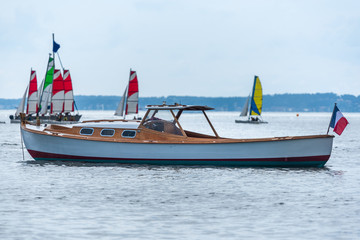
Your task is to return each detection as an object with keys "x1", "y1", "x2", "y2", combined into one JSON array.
[{"x1": 329, "y1": 105, "x2": 349, "y2": 135}]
